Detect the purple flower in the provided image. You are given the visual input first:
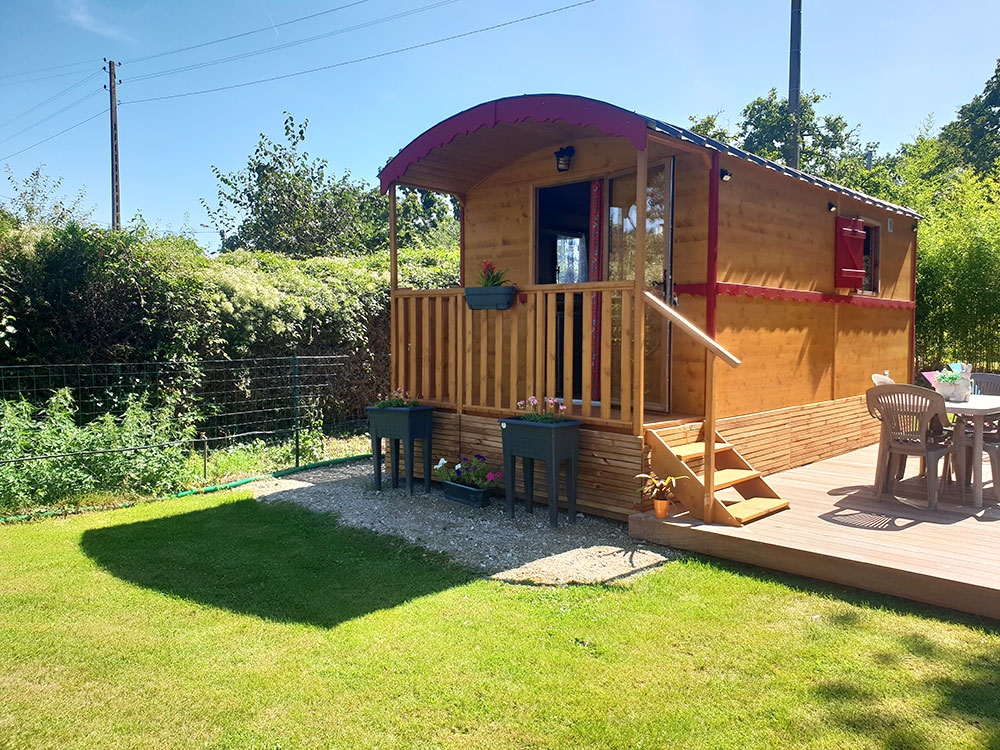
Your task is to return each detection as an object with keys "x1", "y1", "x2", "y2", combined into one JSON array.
[{"x1": 475, "y1": 454, "x2": 486, "y2": 461}]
